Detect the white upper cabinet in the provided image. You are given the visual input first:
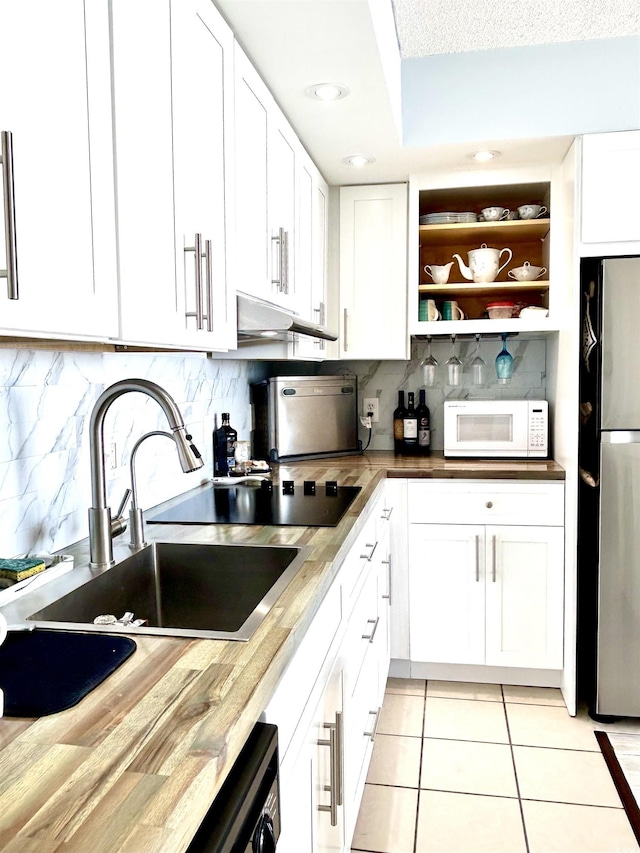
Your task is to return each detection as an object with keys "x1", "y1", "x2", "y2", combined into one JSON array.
[
  {"x1": 171, "y1": 0, "x2": 236, "y2": 349},
  {"x1": 0, "y1": 0, "x2": 118, "y2": 339},
  {"x1": 295, "y1": 155, "x2": 329, "y2": 358},
  {"x1": 234, "y1": 44, "x2": 328, "y2": 326},
  {"x1": 111, "y1": 0, "x2": 236, "y2": 350},
  {"x1": 234, "y1": 46, "x2": 270, "y2": 304},
  {"x1": 580, "y1": 131, "x2": 640, "y2": 253},
  {"x1": 338, "y1": 184, "x2": 409, "y2": 359}
]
